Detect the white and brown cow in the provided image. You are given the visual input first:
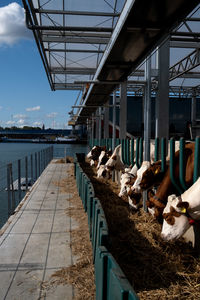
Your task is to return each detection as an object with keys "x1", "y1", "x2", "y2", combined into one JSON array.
[
  {"x1": 87, "y1": 145, "x2": 106, "y2": 166},
  {"x1": 161, "y1": 177, "x2": 200, "y2": 241},
  {"x1": 118, "y1": 164, "x2": 138, "y2": 197}
]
